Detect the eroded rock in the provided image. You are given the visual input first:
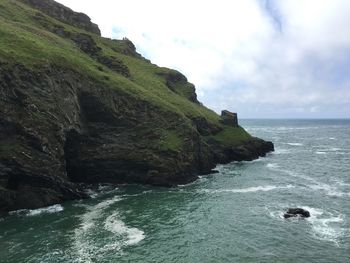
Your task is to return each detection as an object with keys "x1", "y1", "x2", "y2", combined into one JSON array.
[
  {"x1": 22, "y1": 0, "x2": 101, "y2": 35},
  {"x1": 221, "y1": 110, "x2": 238, "y2": 126}
]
